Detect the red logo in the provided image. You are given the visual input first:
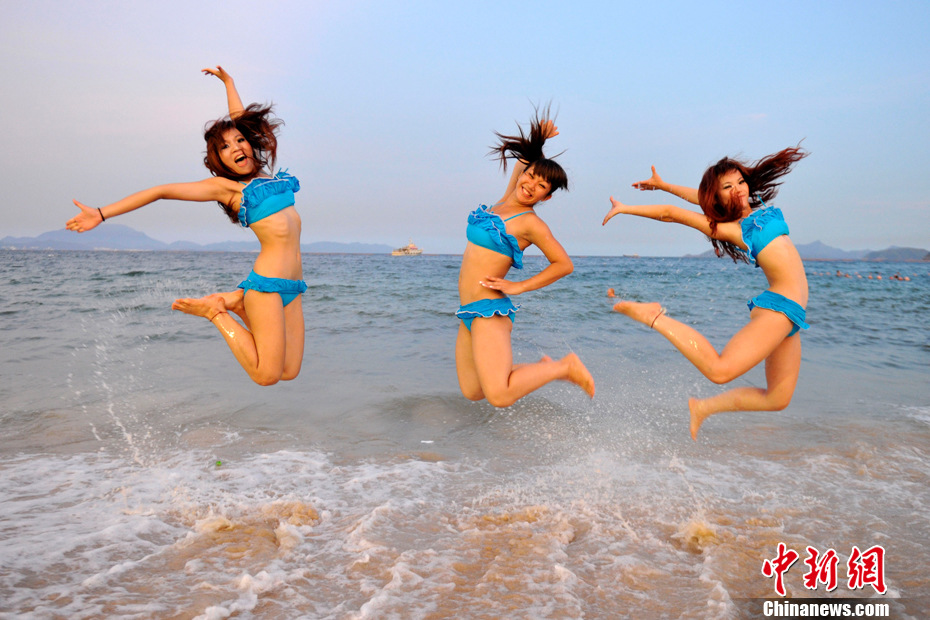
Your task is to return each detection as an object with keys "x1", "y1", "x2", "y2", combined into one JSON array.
[{"x1": 762, "y1": 544, "x2": 886, "y2": 596}]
